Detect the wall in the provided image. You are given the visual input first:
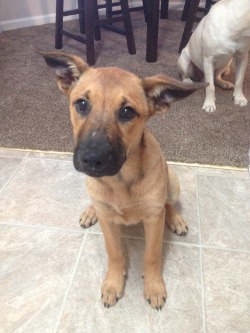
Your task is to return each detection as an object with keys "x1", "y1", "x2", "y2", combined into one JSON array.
[
  {"x1": 0, "y1": 0, "x2": 187, "y2": 32},
  {"x1": 0, "y1": 0, "x2": 78, "y2": 31}
]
